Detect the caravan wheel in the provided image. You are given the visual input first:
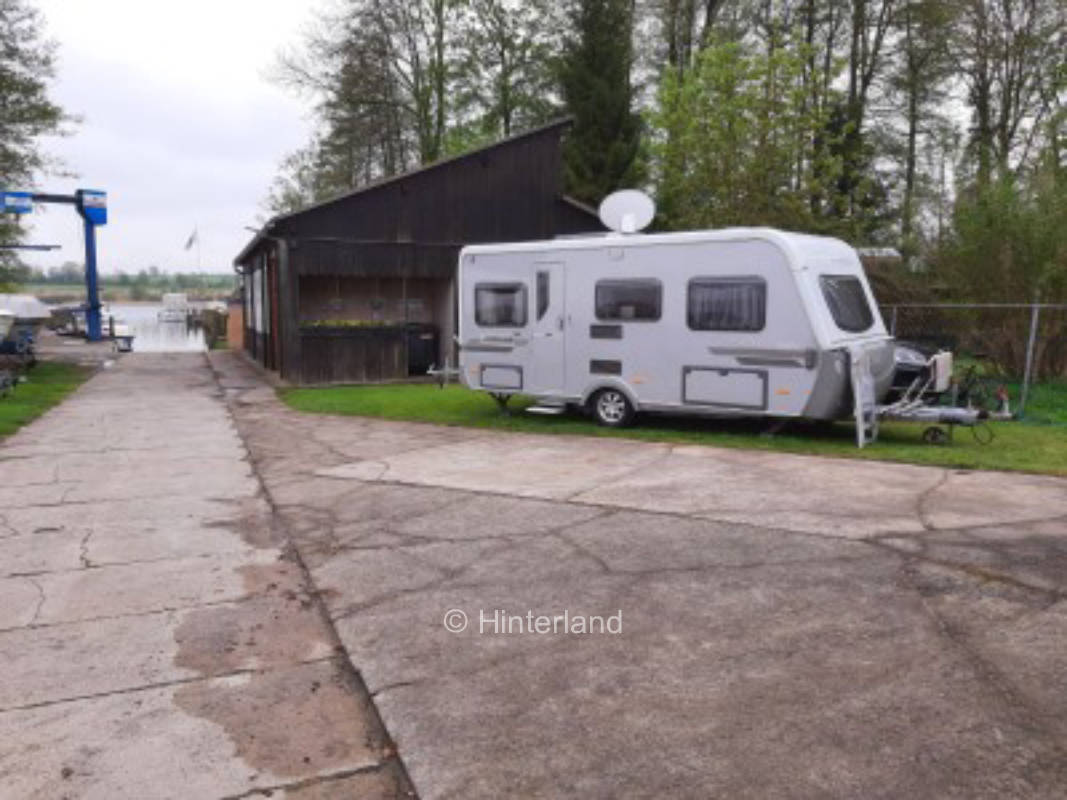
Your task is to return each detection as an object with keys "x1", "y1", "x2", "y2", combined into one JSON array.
[{"x1": 591, "y1": 389, "x2": 634, "y2": 428}]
